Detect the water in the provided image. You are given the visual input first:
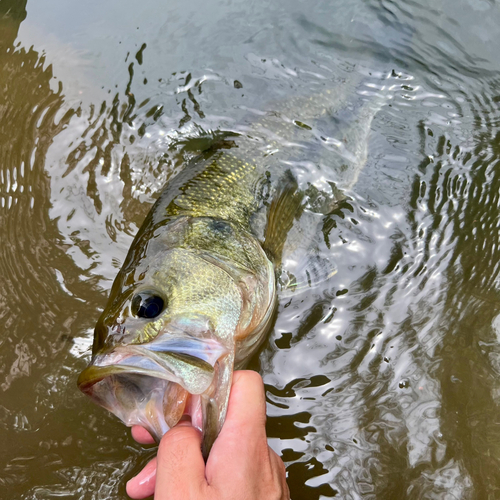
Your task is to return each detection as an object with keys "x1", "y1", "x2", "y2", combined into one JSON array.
[{"x1": 2, "y1": 0, "x2": 500, "y2": 498}]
